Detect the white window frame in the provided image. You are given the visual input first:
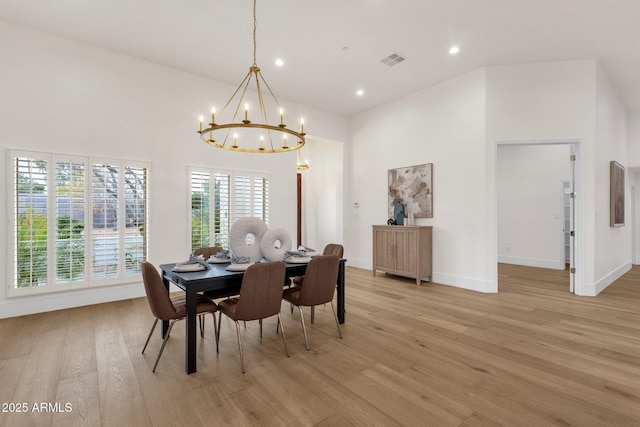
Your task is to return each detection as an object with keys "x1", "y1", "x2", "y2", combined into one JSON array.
[
  {"x1": 188, "y1": 166, "x2": 270, "y2": 252},
  {"x1": 7, "y1": 149, "x2": 150, "y2": 298}
]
